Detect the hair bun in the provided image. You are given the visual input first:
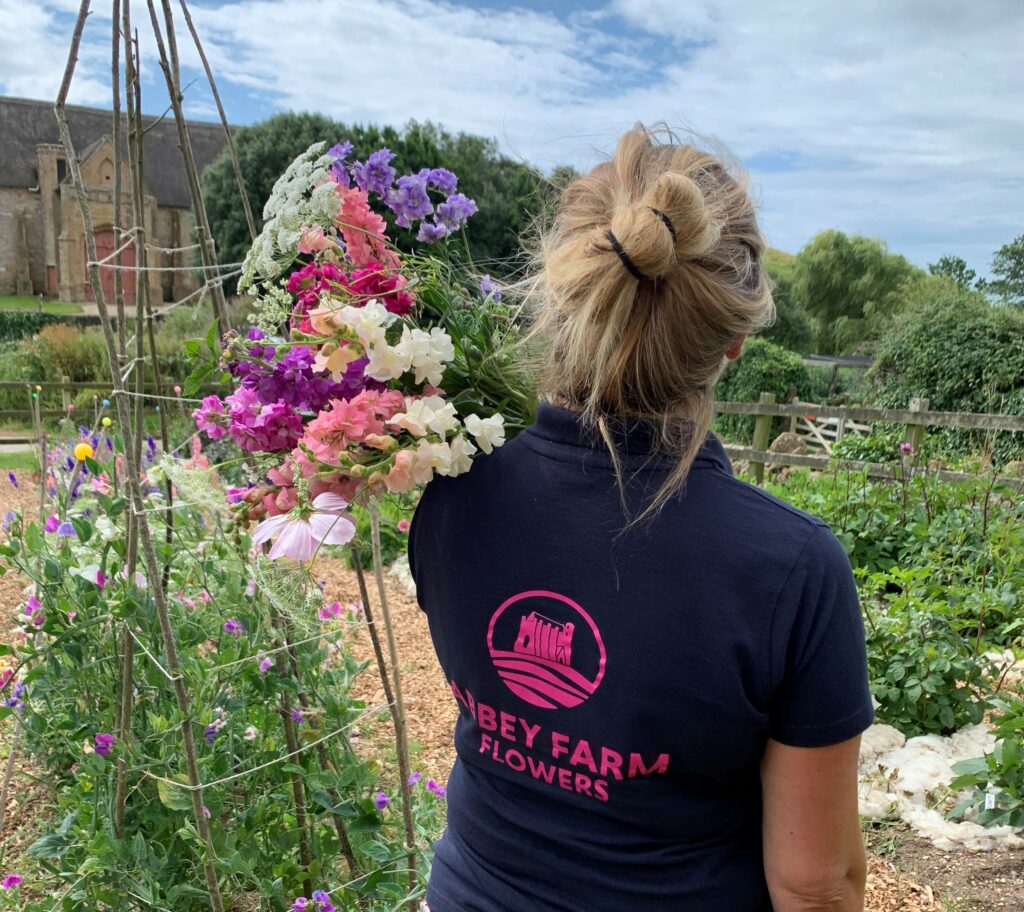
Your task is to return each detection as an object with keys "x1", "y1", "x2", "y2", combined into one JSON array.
[{"x1": 607, "y1": 172, "x2": 720, "y2": 280}]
